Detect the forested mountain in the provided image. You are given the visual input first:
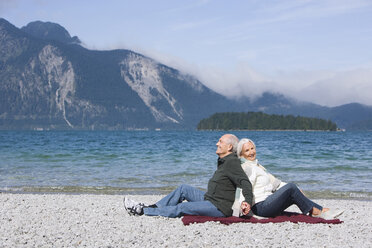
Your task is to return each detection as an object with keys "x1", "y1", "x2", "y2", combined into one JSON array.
[
  {"x1": 197, "y1": 112, "x2": 338, "y2": 131},
  {"x1": 1, "y1": 18, "x2": 372, "y2": 130}
]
